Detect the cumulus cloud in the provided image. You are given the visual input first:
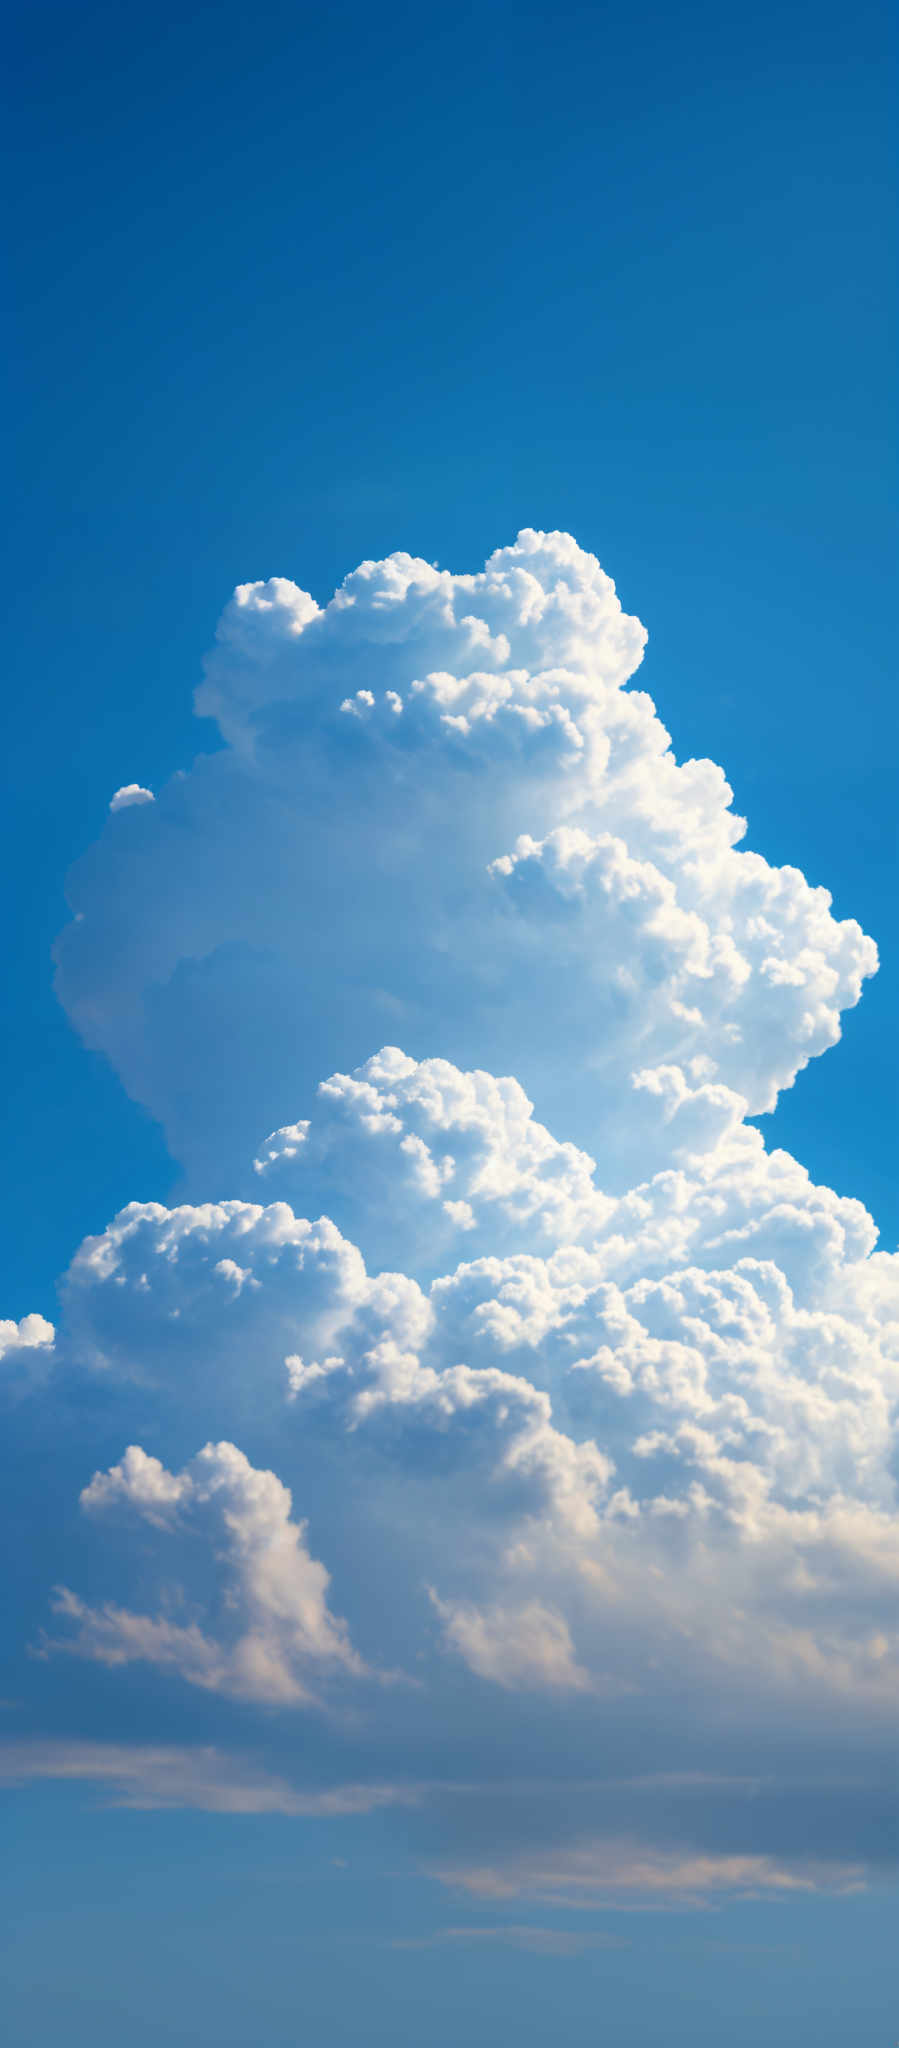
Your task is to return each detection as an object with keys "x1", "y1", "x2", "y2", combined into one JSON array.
[
  {"x1": 0, "y1": 1312, "x2": 55, "y2": 1391},
  {"x1": 109, "y1": 784, "x2": 155, "y2": 811},
  {"x1": 43, "y1": 1043, "x2": 899, "y2": 1873},
  {"x1": 54, "y1": 531, "x2": 874, "y2": 1184},
  {"x1": 46, "y1": 1441, "x2": 370, "y2": 1705},
  {"x1": 430, "y1": 1593, "x2": 594, "y2": 1694},
  {"x1": 4, "y1": 532, "x2": 895, "y2": 1906},
  {"x1": 0, "y1": 1313, "x2": 54, "y2": 1362}
]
